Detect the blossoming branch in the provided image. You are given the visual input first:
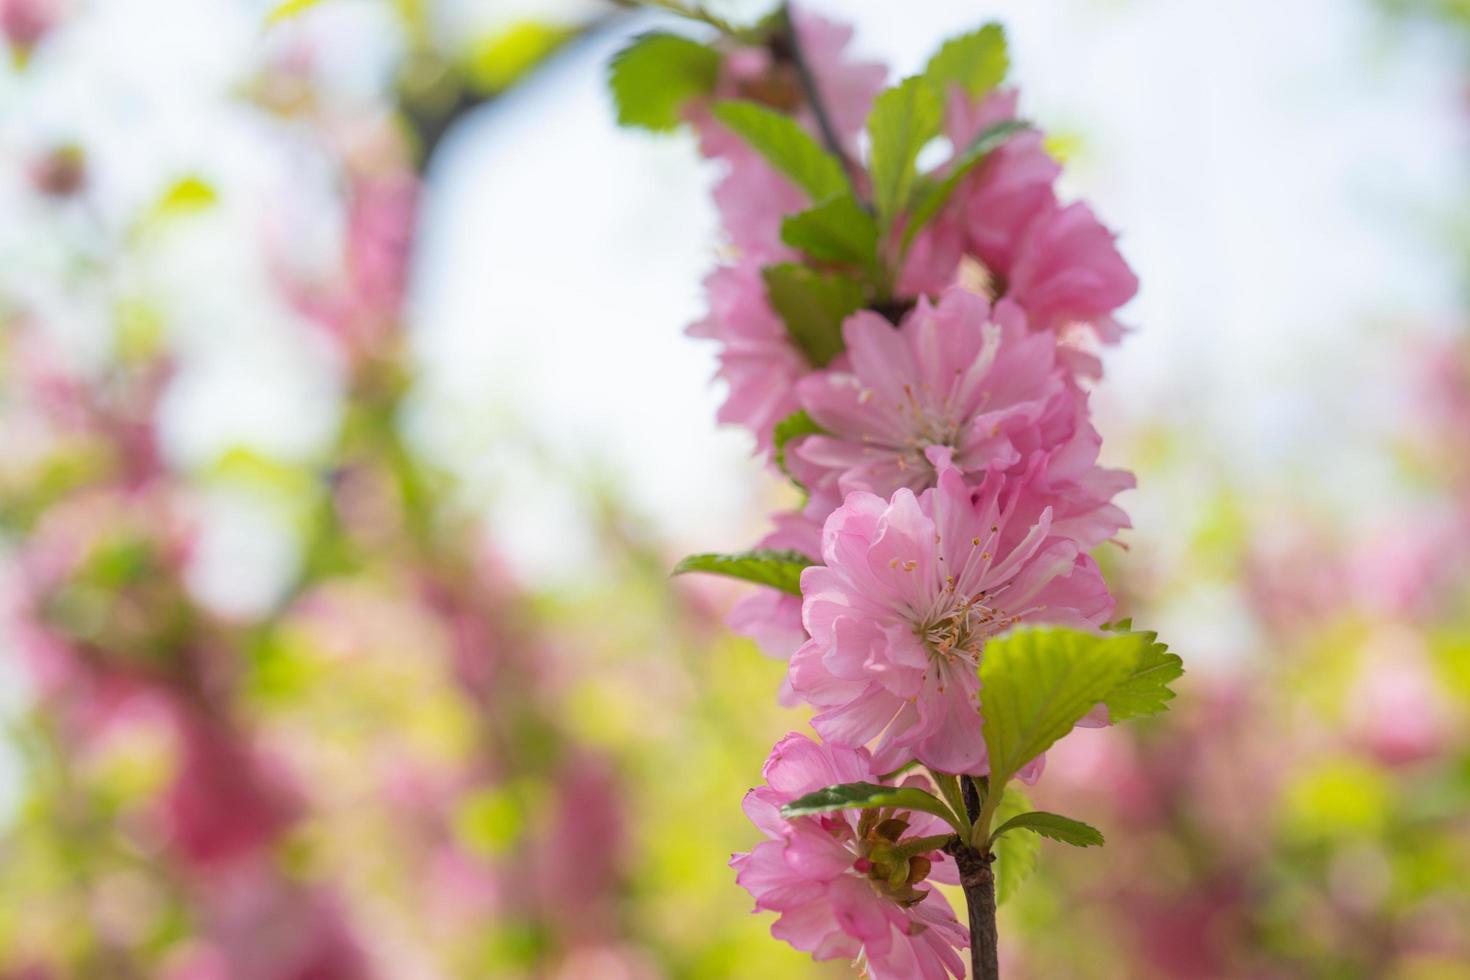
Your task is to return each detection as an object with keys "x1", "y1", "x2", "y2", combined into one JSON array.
[{"x1": 610, "y1": 4, "x2": 1183, "y2": 978}]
